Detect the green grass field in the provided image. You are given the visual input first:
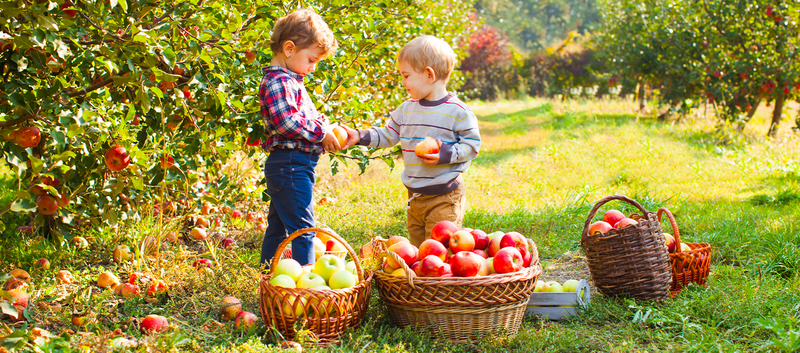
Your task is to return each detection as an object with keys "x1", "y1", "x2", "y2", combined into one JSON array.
[{"x1": 2, "y1": 98, "x2": 800, "y2": 352}]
